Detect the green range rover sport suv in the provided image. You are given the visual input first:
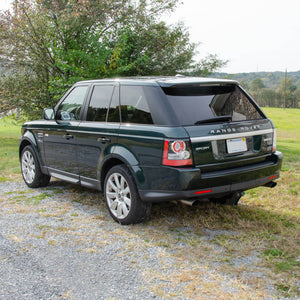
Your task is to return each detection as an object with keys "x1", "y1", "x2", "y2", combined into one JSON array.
[{"x1": 19, "y1": 77, "x2": 283, "y2": 224}]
